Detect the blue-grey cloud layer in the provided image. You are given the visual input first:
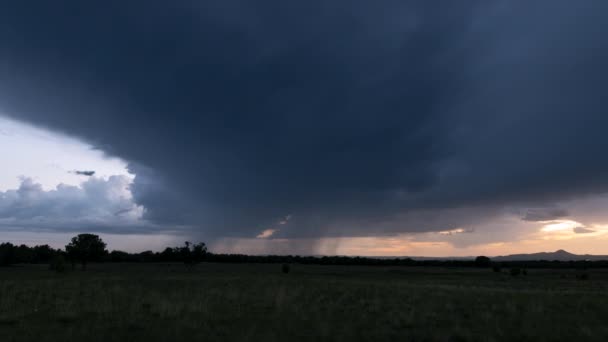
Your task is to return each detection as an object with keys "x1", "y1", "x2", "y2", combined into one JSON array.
[
  {"x1": 1, "y1": 1, "x2": 608, "y2": 239},
  {"x1": 0, "y1": 177, "x2": 144, "y2": 232}
]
